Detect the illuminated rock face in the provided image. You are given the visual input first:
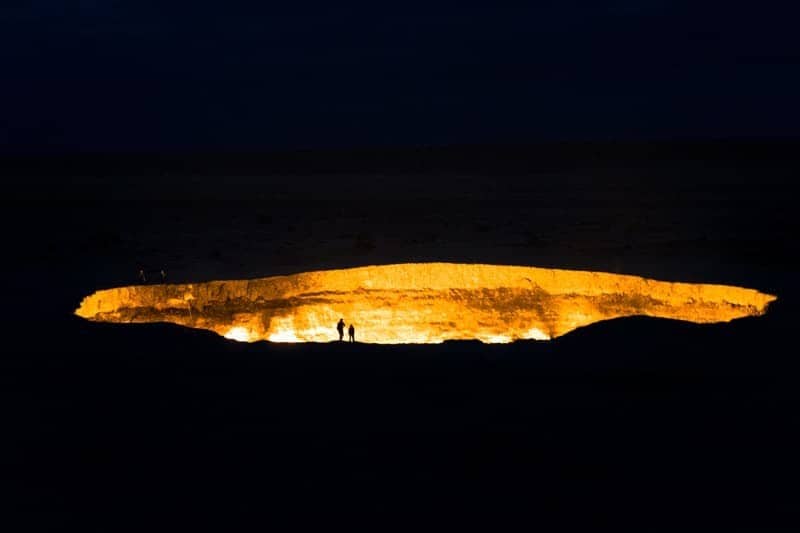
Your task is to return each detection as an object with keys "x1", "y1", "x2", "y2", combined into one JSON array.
[{"x1": 75, "y1": 263, "x2": 776, "y2": 344}]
